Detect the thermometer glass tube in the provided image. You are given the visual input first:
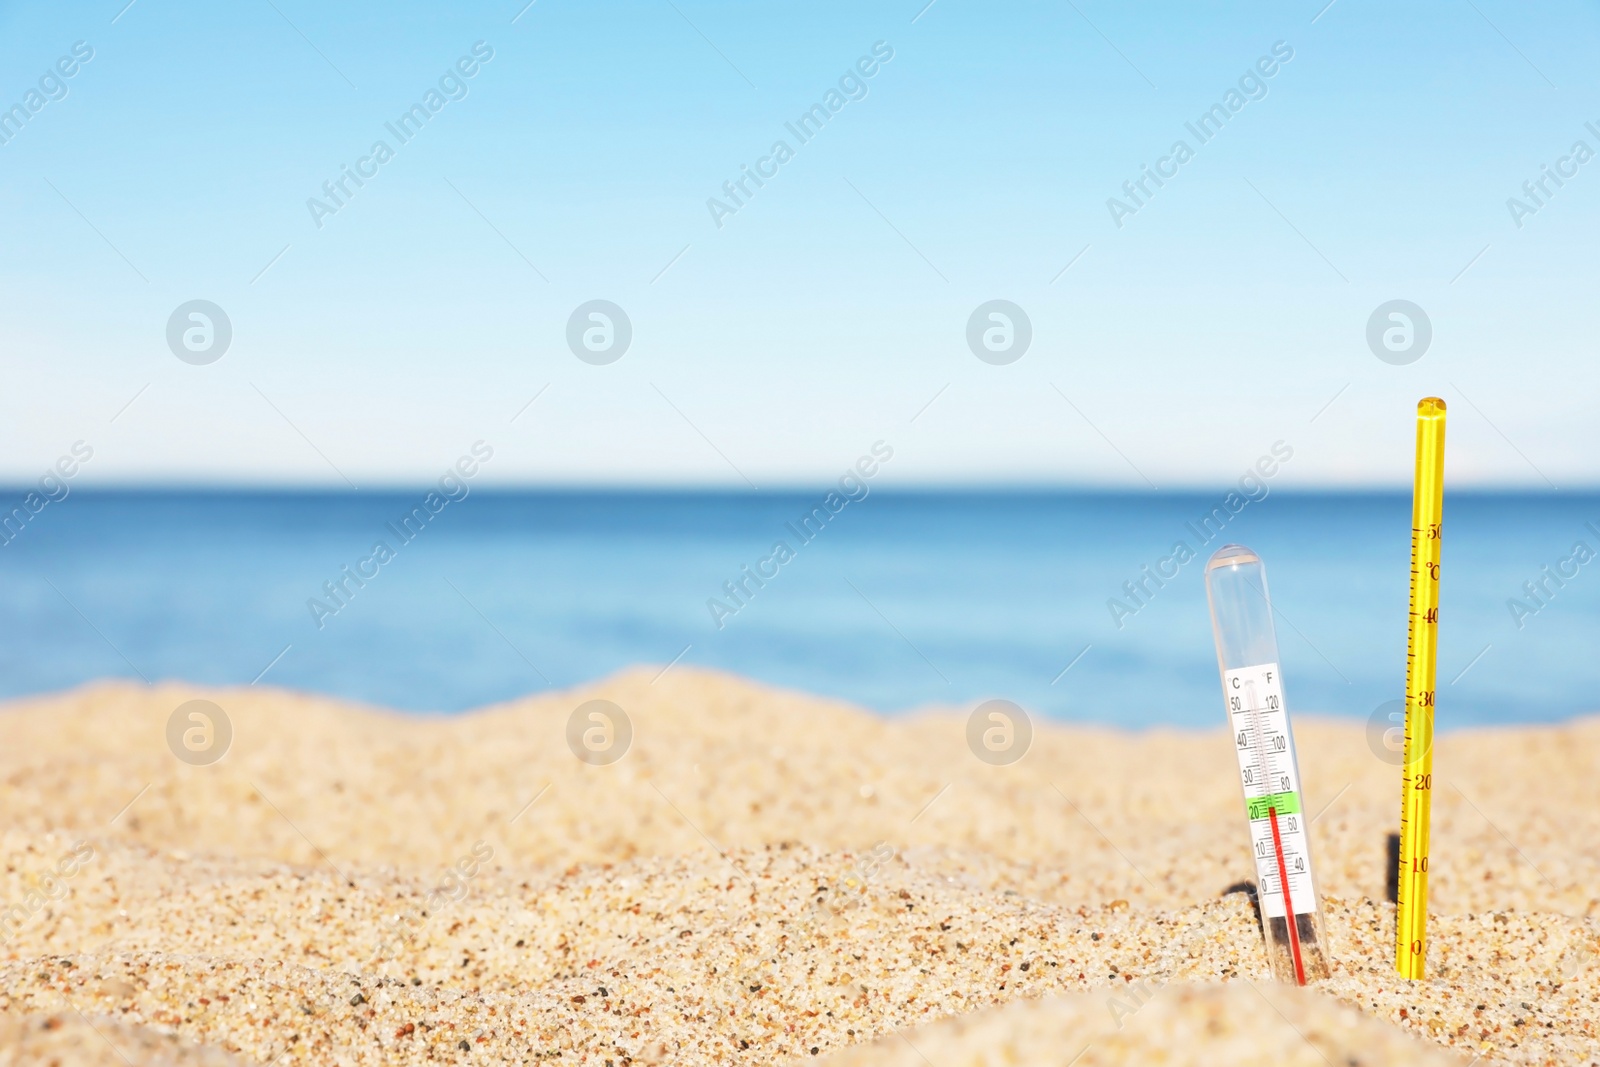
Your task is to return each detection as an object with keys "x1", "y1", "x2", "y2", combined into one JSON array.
[{"x1": 1205, "y1": 543, "x2": 1330, "y2": 985}]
